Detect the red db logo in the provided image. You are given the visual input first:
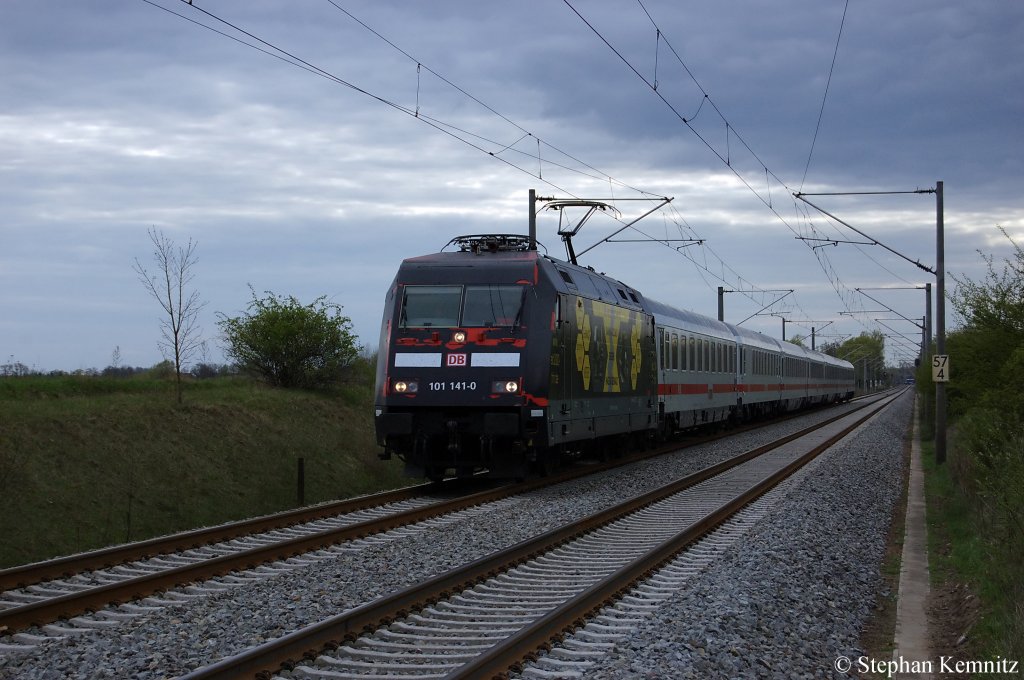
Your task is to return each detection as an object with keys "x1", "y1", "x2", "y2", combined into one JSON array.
[{"x1": 447, "y1": 353, "x2": 467, "y2": 367}]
